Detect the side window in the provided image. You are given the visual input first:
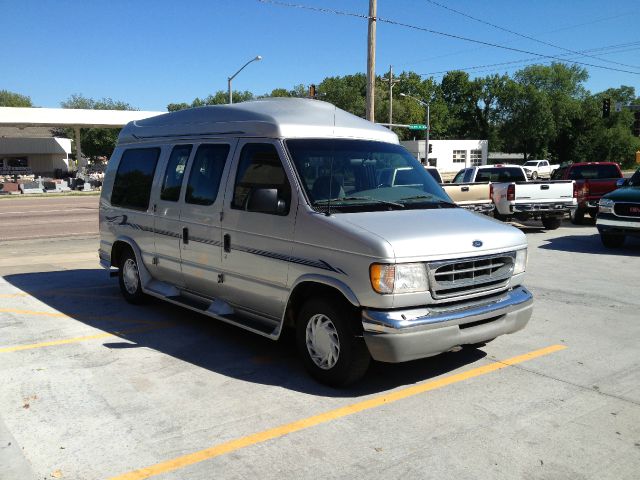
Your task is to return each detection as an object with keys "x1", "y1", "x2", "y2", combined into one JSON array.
[
  {"x1": 232, "y1": 143, "x2": 291, "y2": 215},
  {"x1": 161, "y1": 145, "x2": 192, "y2": 202},
  {"x1": 463, "y1": 169, "x2": 474, "y2": 183},
  {"x1": 185, "y1": 144, "x2": 230, "y2": 206},
  {"x1": 111, "y1": 148, "x2": 160, "y2": 211},
  {"x1": 452, "y1": 169, "x2": 466, "y2": 184}
]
